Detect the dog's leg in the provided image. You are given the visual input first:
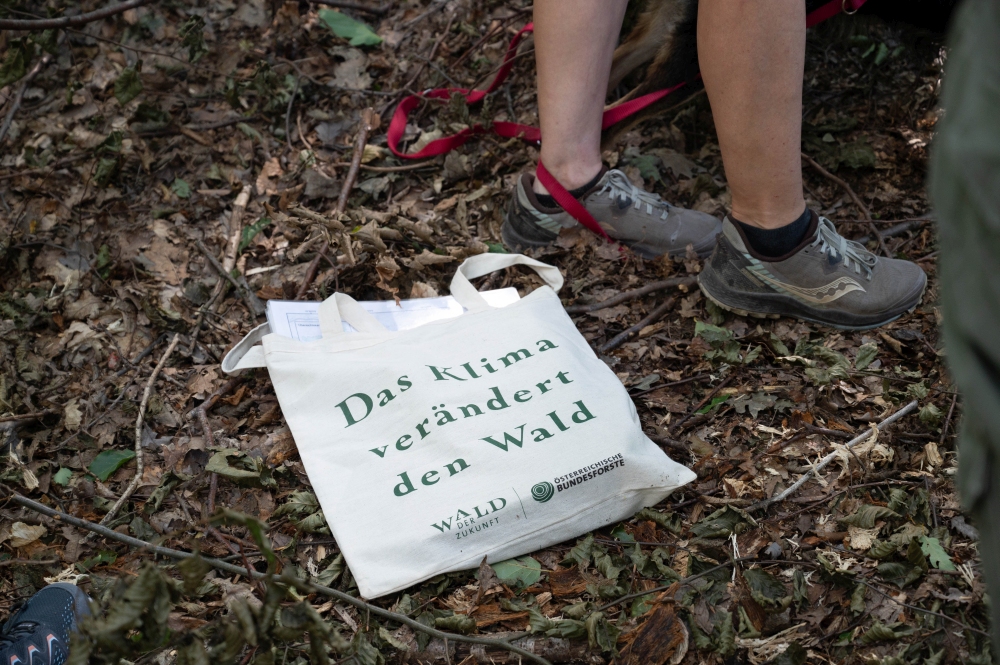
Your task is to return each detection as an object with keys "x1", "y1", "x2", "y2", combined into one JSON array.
[{"x1": 608, "y1": 0, "x2": 693, "y2": 93}]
